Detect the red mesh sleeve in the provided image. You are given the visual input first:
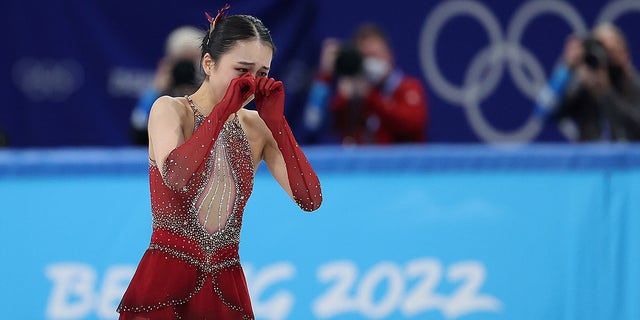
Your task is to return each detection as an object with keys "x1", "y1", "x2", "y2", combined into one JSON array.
[
  {"x1": 161, "y1": 74, "x2": 255, "y2": 190},
  {"x1": 256, "y1": 77, "x2": 322, "y2": 211},
  {"x1": 266, "y1": 116, "x2": 322, "y2": 212}
]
